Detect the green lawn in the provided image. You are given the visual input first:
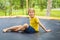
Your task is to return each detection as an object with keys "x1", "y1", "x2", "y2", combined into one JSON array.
[
  {"x1": 0, "y1": 9, "x2": 60, "y2": 18},
  {"x1": 0, "y1": 10, "x2": 5, "y2": 16},
  {"x1": 35, "y1": 9, "x2": 60, "y2": 18},
  {"x1": 51, "y1": 9, "x2": 60, "y2": 17}
]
